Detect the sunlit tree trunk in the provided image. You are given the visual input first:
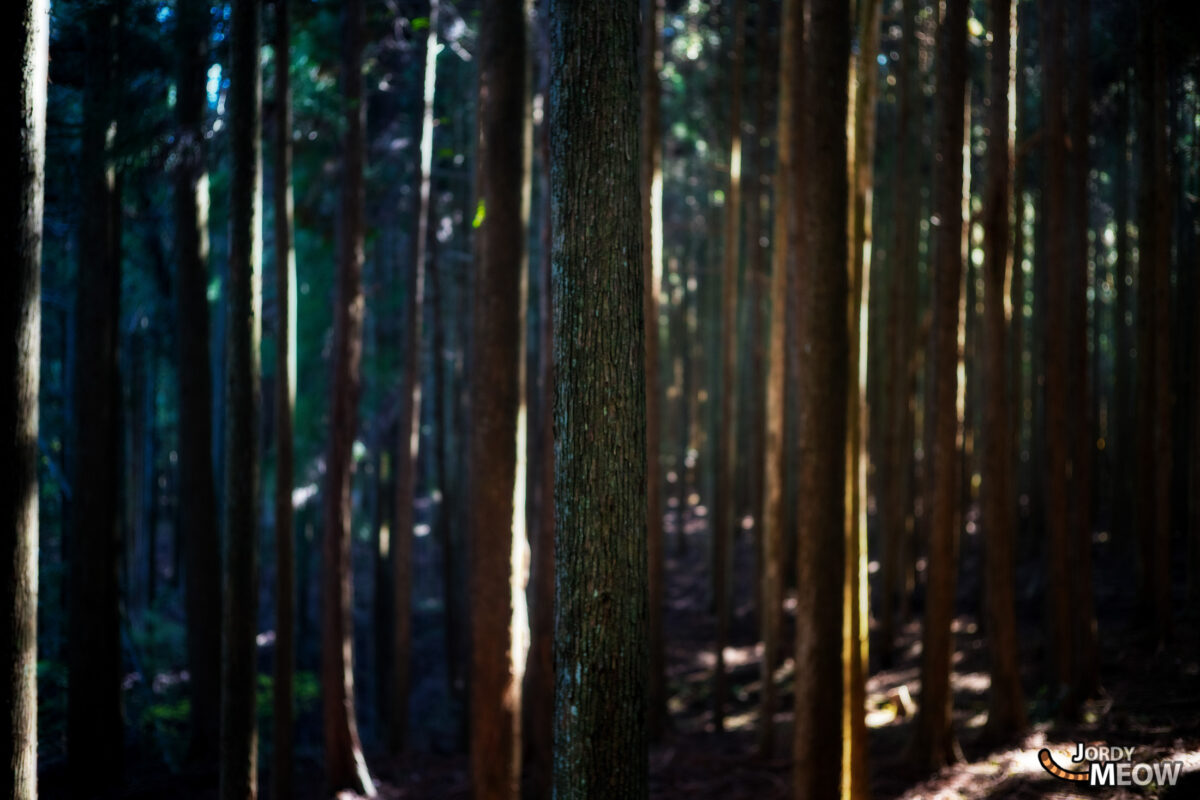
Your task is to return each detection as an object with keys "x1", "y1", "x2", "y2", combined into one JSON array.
[
  {"x1": 220, "y1": 0, "x2": 263, "y2": 795},
  {"x1": 909, "y1": 0, "x2": 967, "y2": 772},
  {"x1": 550, "y1": 1, "x2": 647, "y2": 796},
  {"x1": 794, "y1": 0, "x2": 849, "y2": 796},
  {"x1": 1, "y1": 2, "x2": 47, "y2": 797},
  {"x1": 68, "y1": 1, "x2": 124, "y2": 791},
  {"x1": 981, "y1": 0, "x2": 1026, "y2": 743}
]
